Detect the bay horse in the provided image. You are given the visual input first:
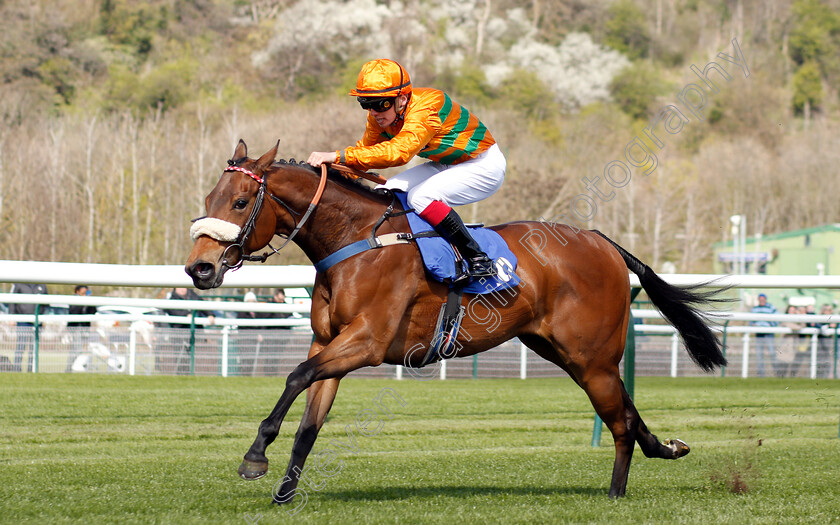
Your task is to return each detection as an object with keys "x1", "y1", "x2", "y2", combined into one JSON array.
[{"x1": 185, "y1": 140, "x2": 726, "y2": 502}]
